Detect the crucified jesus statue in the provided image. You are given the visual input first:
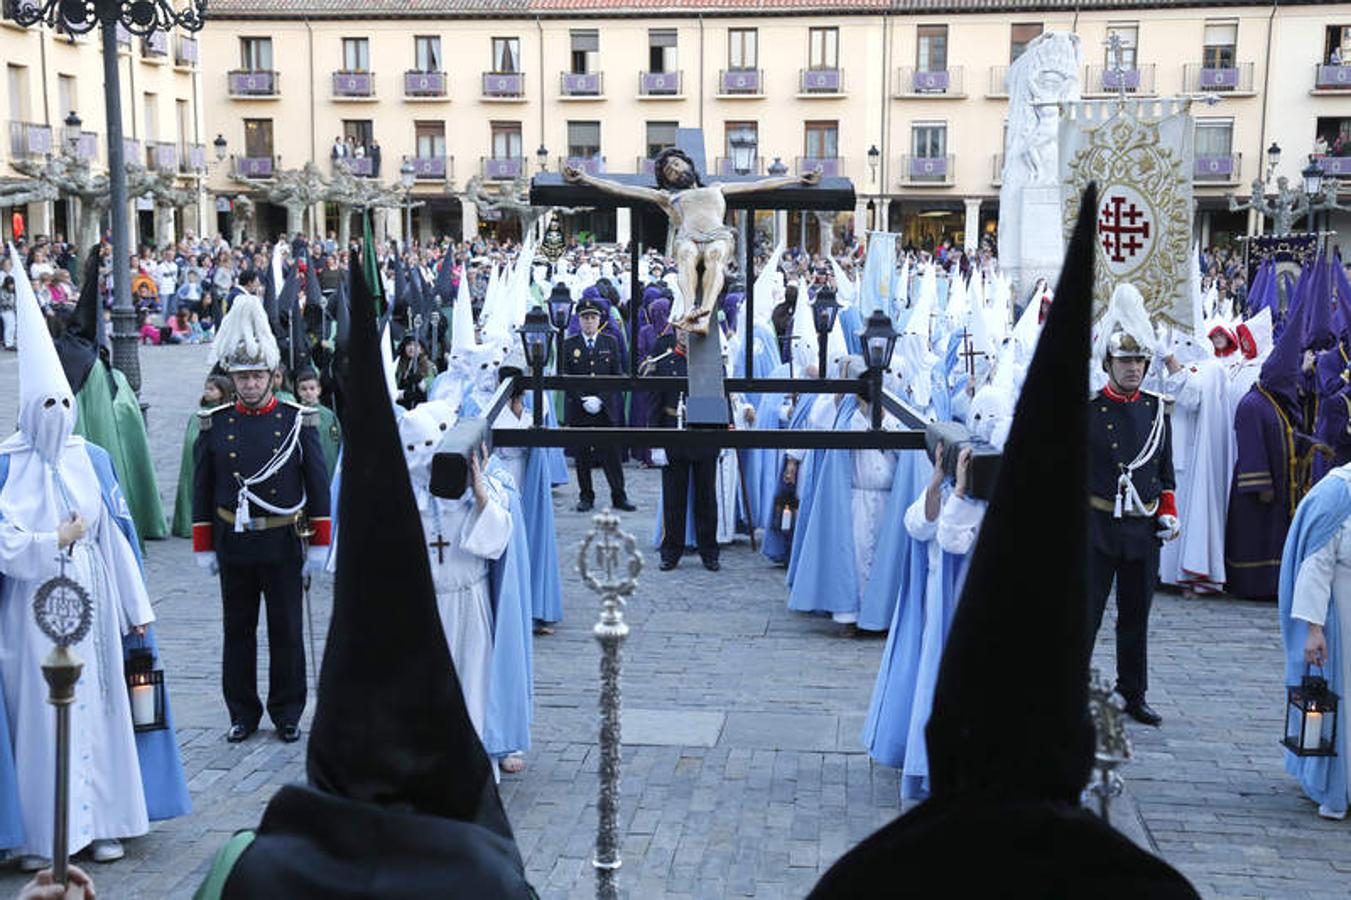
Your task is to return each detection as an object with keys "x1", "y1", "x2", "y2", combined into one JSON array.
[{"x1": 562, "y1": 148, "x2": 820, "y2": 335}]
